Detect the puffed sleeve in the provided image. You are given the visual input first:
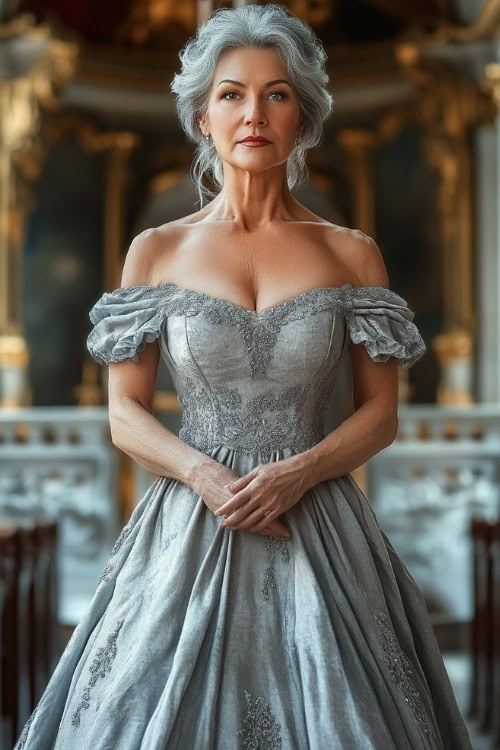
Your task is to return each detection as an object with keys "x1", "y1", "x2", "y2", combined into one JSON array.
[
  {"x1": 343, "y1": 285, "x2": 426, "y2": 369},
  {"x1": 86, "y1": 285, "x2": 166, "y2": 365}
]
